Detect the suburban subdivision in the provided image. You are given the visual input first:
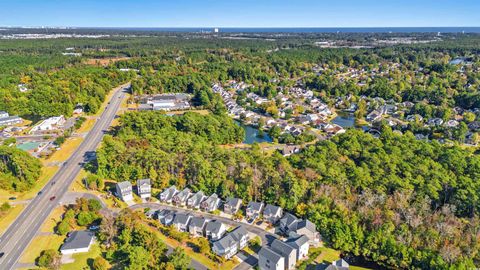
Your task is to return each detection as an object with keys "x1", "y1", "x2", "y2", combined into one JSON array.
[{"x1": 0, "y1": 4, "x2": 480, "y2": 270}]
